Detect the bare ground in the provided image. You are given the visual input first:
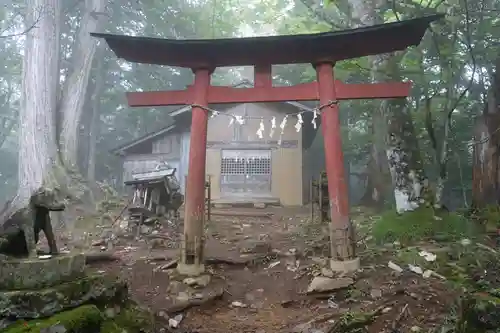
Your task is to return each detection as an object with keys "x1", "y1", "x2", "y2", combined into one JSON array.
[{"x1": 42, "y1": 206, "x2": 458, "y2": 333}]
